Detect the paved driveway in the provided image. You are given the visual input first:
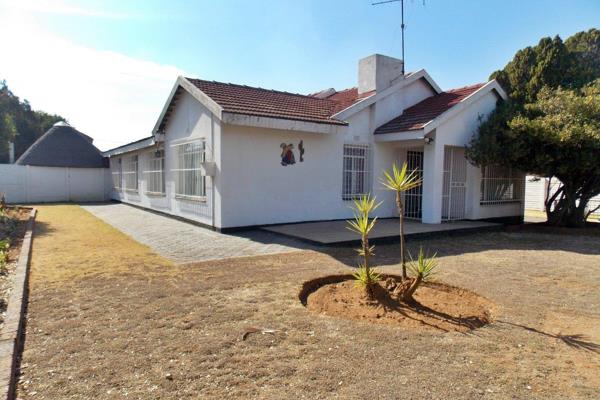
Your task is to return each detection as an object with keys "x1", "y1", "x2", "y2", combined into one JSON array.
[{"x1": 82, "y1": 203, "x2": 310, "y2": 263}]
